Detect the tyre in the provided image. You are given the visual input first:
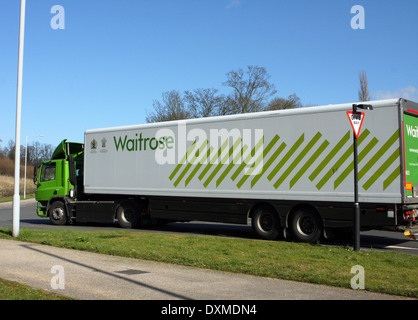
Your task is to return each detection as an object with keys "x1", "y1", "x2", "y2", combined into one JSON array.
[
  {"x1": 289, "y1": 207, "x2": 322, "y2": 243},
  {"x1": 48, "y1": 201, "x2": 68, "y2": 225},
  {"x1": 116, "y1": 200, "x2": 140, "y2": 228},
  {"x1": 252, "y1": 205, "x2": 280, "y2": 240}
]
